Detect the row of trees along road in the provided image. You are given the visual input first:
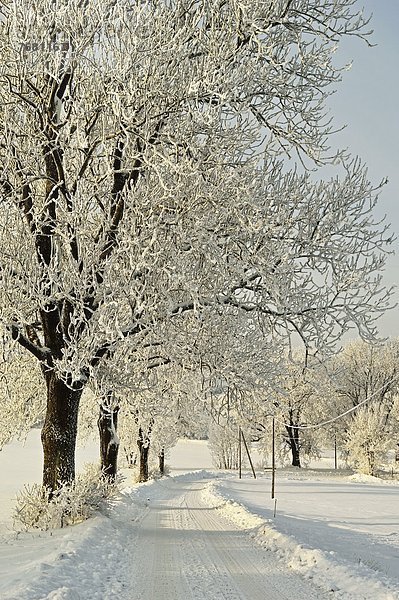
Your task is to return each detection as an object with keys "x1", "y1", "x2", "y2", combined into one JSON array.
[{"x1": 0, "y1": 0, "x2": 394, "y2": 493}]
